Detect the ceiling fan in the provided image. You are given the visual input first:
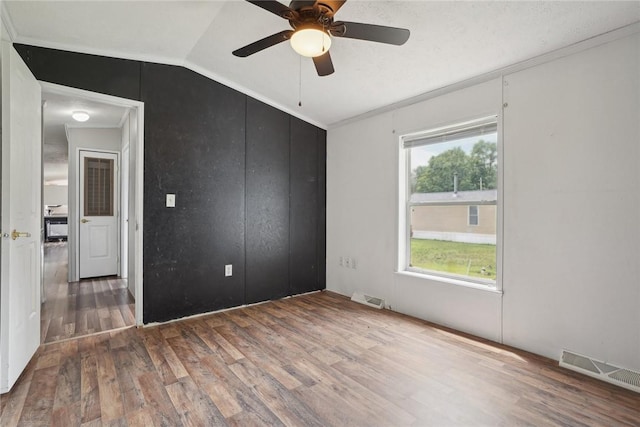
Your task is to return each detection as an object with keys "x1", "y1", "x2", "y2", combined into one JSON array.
[{"x1": 232, "y1": 0, "x2": 410, "y2": 76}]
